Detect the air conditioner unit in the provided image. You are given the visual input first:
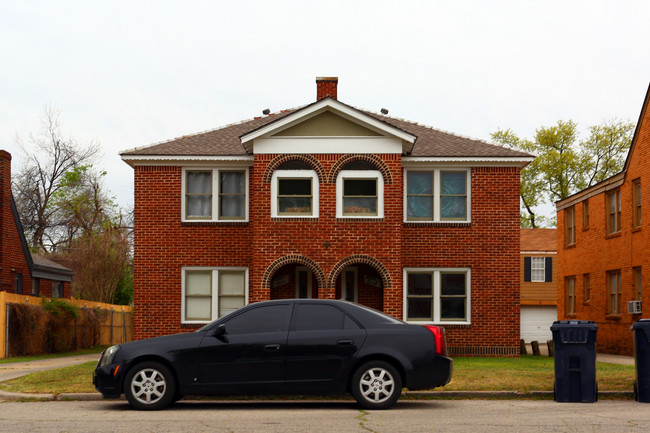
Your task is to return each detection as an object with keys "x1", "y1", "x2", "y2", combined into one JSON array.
[{"x1": 627, "y1": 300, "x2": 642, "y2": 314}]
